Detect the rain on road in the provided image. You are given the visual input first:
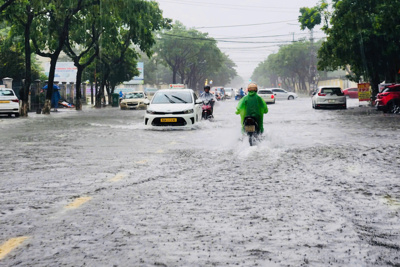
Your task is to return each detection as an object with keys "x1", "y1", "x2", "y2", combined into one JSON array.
[{"x1": 1, "y1": 97, "x2": 399, "y2": 266}]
